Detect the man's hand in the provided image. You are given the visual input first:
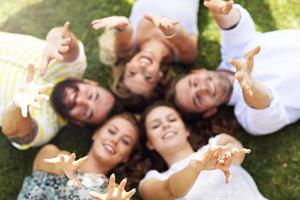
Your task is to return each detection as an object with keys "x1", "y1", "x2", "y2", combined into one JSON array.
[
  {"x1": 144, "y1": 14, "x2": 179, "y2": 37},
  {"x1": 91, "y1": 16, "x2": 129, "y2": 31},
  {"x1": 89, "y1": 174, "x2": 136, "y2": 200},
  {"x1": 13, "y1": 64, "x2": 53, "y2": 117},
  {"x1": 44, "y1": 153, "x2": 89, "y2": 189},
  {"x1": 192, "y1": 146, "x2": 251, "y2": 183},
  {"x1": 40, "y1": 21, "x2": 73, "y2": 75},
  {"x1": 204, "y1": 0, "x2": 234, "y2": 15},
  {"x1": 229, "y1": 46, "x2": 261, "y2": 96}
]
